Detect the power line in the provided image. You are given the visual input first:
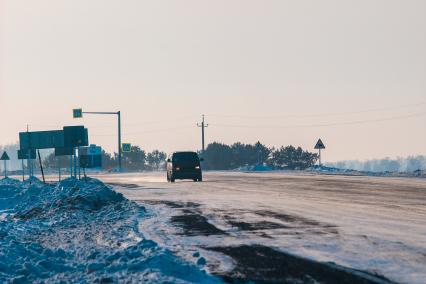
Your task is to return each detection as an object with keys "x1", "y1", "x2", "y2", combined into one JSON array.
[
  {"x1": 207, "y1": 101, "x2": 426, "y2": 120},
  {"x1": 123, "y1": 115, "x2": 199, "y2": 126},
  {"x1": 91, "y1": 126, "x2": 194, "y2": 137},
  {"x1": 211, "y1": 112, "x2": 426, "y2": 129},
  {"x1": 30, "y1": 115, "x2": 199, "y2": 130},
  {"x1": 125, "y1": 126, "x2": 194, "y2": 135}
]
